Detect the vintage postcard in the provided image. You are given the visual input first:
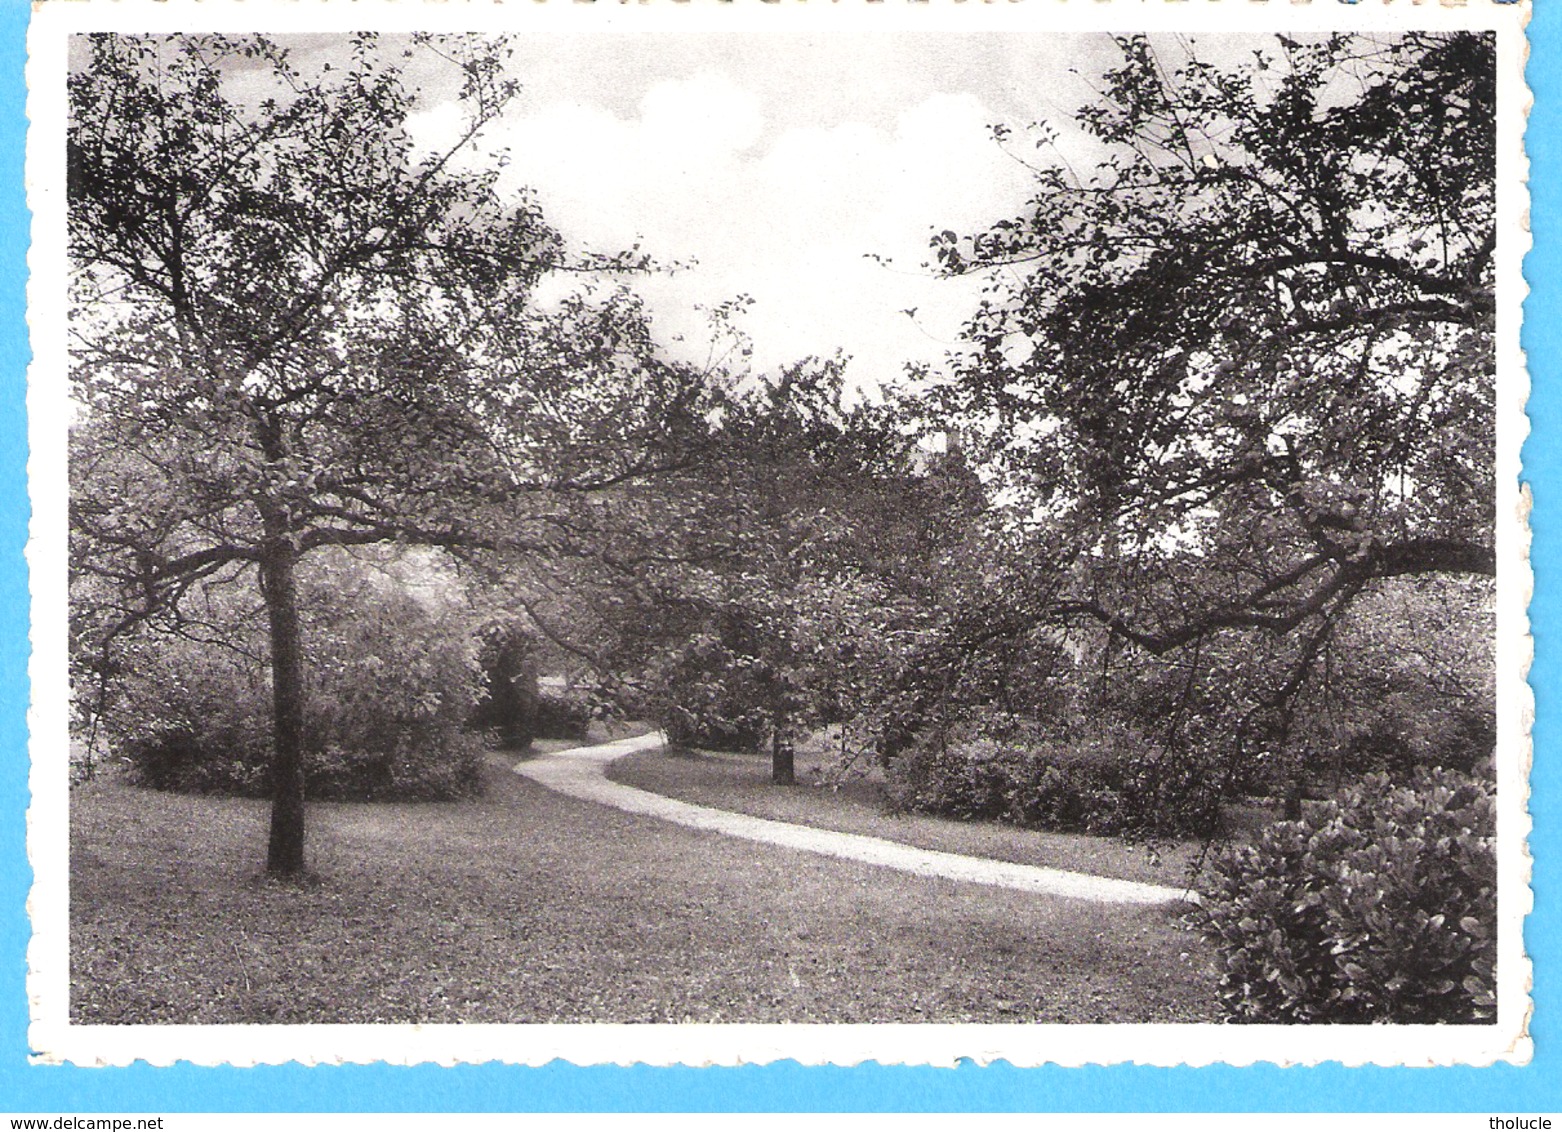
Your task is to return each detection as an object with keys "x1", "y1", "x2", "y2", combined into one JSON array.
[{"x1": 25, "y1": 0, "x2": 1532, "y2": 1068}]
